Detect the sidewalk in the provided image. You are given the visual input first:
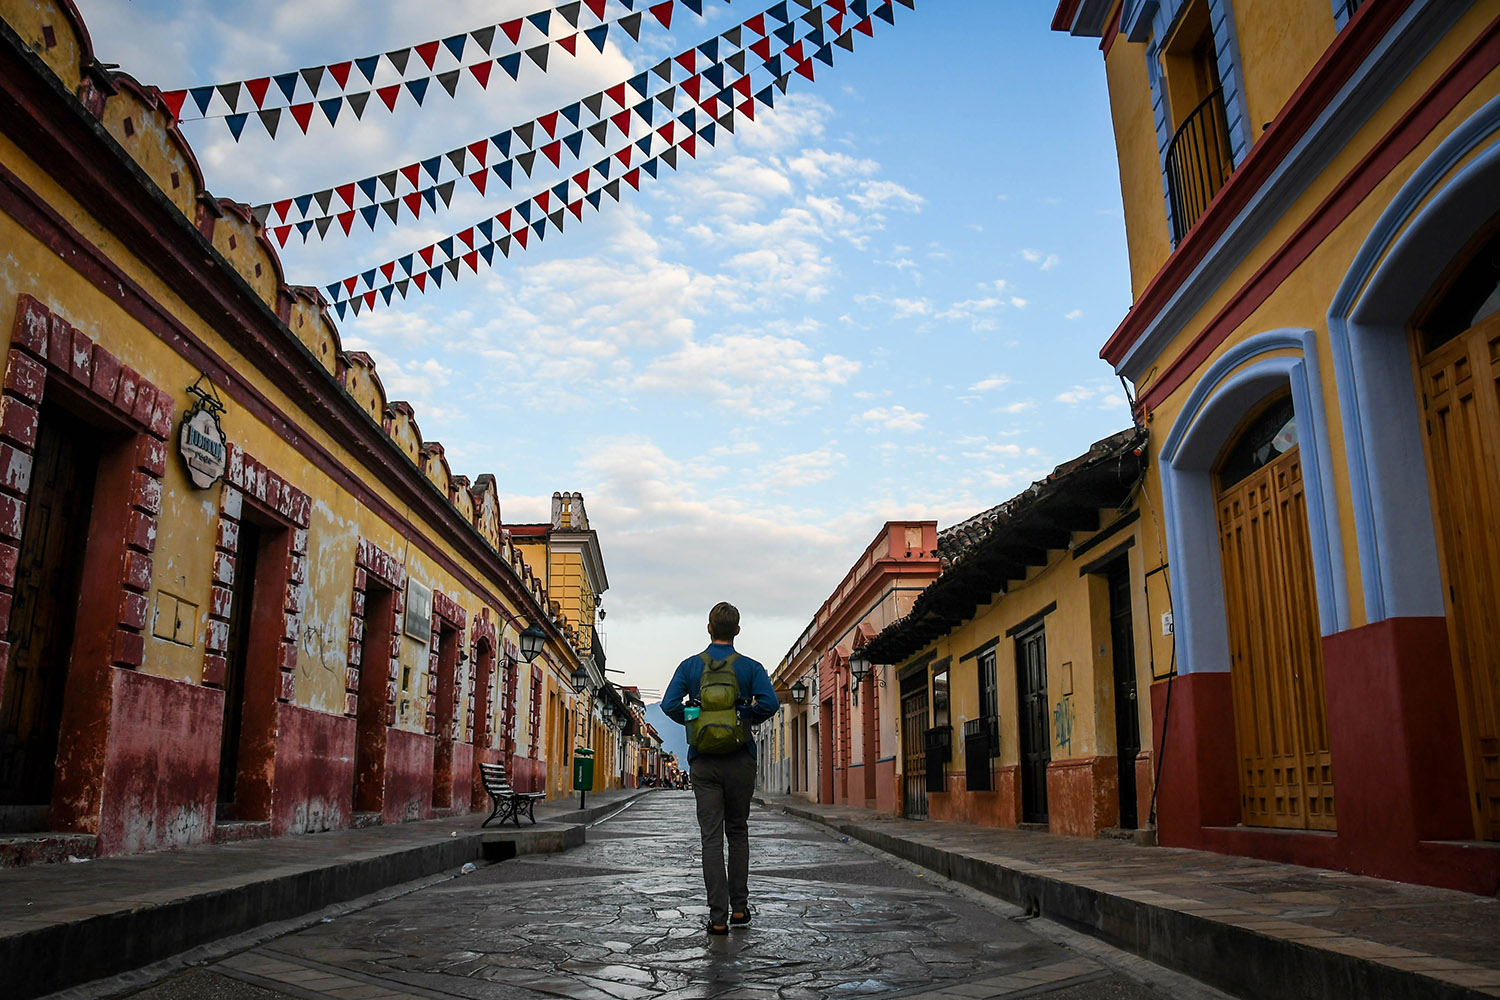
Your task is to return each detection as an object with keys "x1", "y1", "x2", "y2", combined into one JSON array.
[
  {"x1": 758, "y1": 795, "x2": 1500, "y2": 1000},
  {"x1": 2, "y1": 786, "x2": 655, "y2": 1000}
]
